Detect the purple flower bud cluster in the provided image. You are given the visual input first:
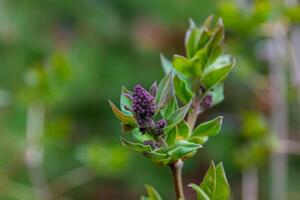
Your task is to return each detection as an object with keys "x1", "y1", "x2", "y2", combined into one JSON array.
[{"x1": 132, "y1": 85, "x2": 156, "y2": 128}]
